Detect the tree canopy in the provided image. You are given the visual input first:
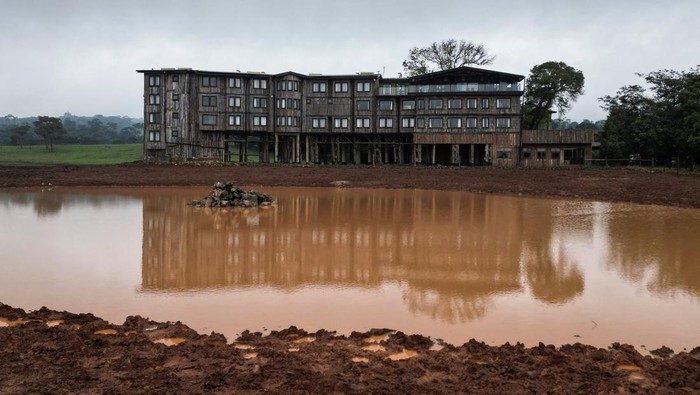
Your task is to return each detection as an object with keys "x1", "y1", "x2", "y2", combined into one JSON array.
[
  {"x1": 599, "y1": 67, "x2": 700, "y2": 165},
  {"x1": 402, "y1": 39, "x2": 495, "y2": 77},
  {"x1": 521, "y1": 61, "x2": 585, "y2": 130},
  {"x1": 33, "y1": 116, "x2": 67, "y2": 151}
]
